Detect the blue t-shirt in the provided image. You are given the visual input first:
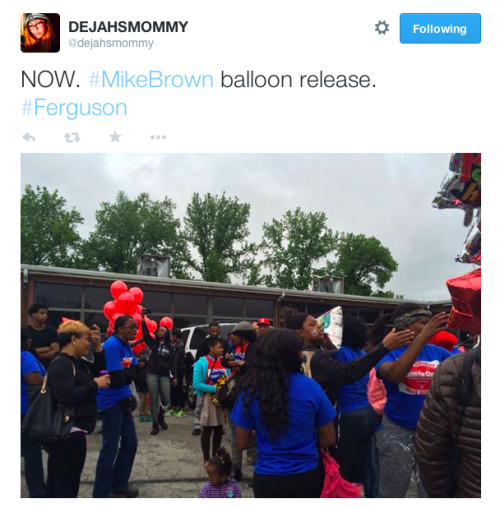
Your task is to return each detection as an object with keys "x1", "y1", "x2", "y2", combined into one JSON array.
[
  {"x1": 376, "y1": 344, "x2": 451, "y2": 430},
  {"x1": 230, "y1": 372, "x2": 336, "y2": 476},
  {"x1": 21, "y1": 351, "x2": 46, "y2": 415},
  {"x1": 97, "y1": 335, "x2": 138, "y2": 411},
  {"x1": 333, "y1": 346, "x2": 371, "y2": 414}
]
